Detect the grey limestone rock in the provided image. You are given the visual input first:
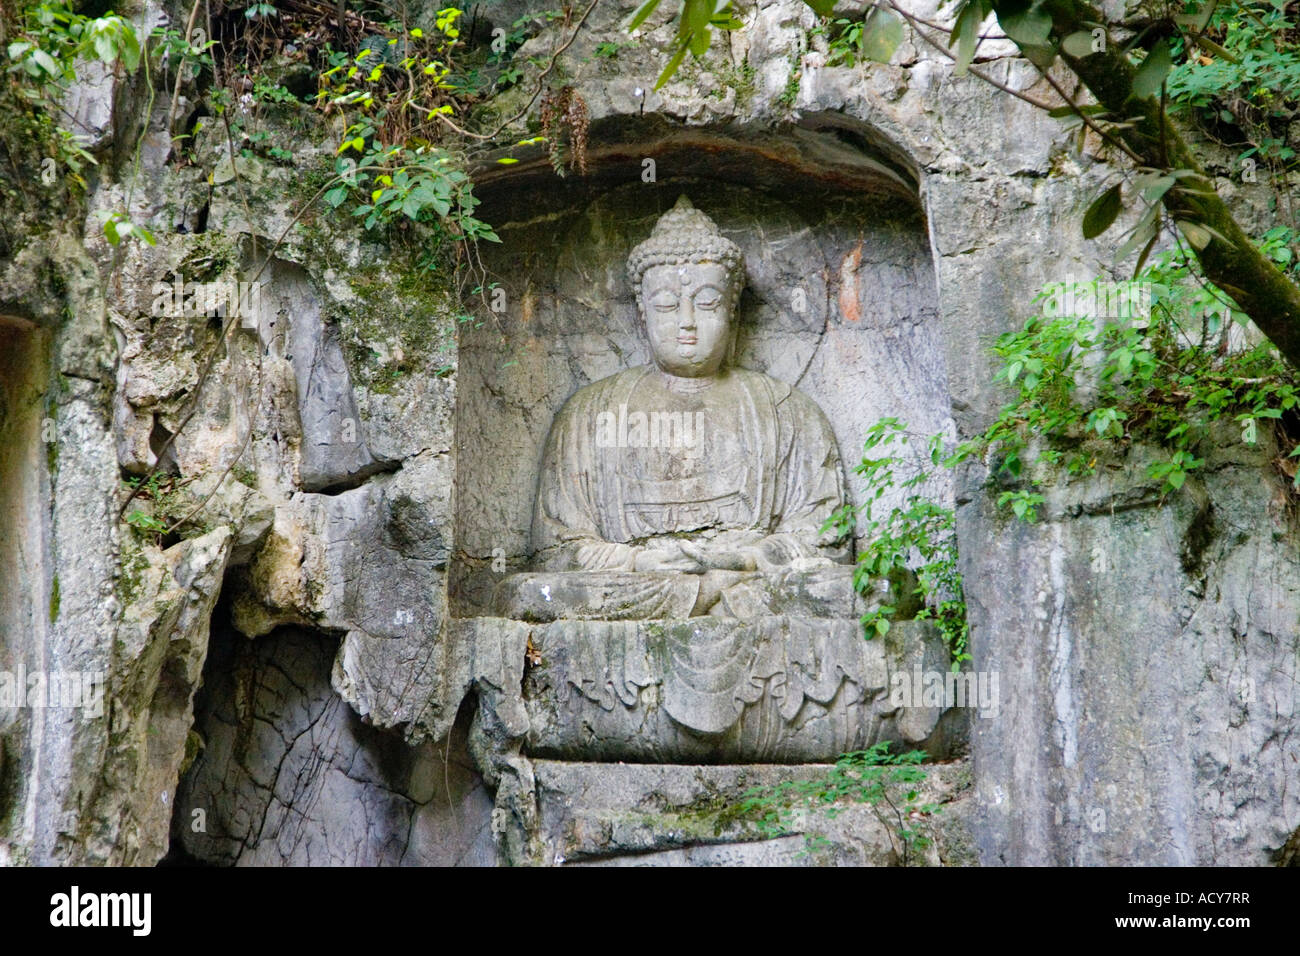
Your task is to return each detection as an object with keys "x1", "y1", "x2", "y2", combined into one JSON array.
[
  {"x1": 176, "y1": 626, "x2": 494, "y2": 866},
  {"x1": 2, "y1": 0, "x2": 1296, "y2": 869},
  {"x1": 503, "y1": 758, "x2": 976, "y2": 866}
]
